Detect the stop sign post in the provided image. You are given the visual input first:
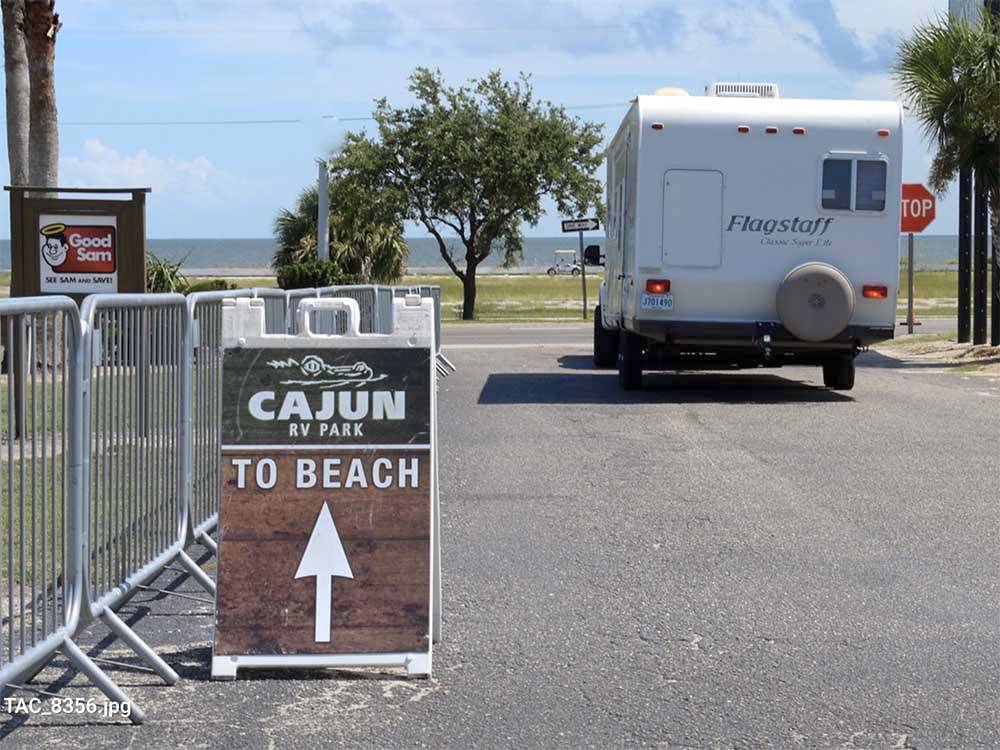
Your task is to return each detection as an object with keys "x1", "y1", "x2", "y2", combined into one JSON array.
[{"x1": 900, "y1": 184, "x2": 936, "y2": 333}]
